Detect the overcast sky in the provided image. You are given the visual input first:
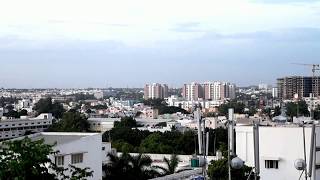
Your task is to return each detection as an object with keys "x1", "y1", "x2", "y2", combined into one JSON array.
[{"x1": 1, "y1": 0, "x2": 320, "y2": 88}]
